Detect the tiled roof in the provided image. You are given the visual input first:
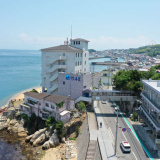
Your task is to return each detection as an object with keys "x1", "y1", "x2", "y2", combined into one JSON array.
[
  {"x1": 24, "y1": 92, "x2": 50, "y2": 100},
  {"x1": 41, "y1": 45, "x2": 82, "y2": 52},
  {"x1": 44, "y1": 94, "x2": 68, "y2": 104}
]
